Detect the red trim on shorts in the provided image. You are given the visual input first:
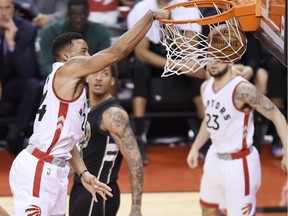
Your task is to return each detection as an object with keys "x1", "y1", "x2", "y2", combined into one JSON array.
[
  {"x1": 243, "y1": 157, "x2": 250, "y2": 196},
  {"x1": 33, "y1": 160, "x2": 44, "y2": 197},
  {"x1": 200, "y1": 199, "x2": 219, "y2": 208}
]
